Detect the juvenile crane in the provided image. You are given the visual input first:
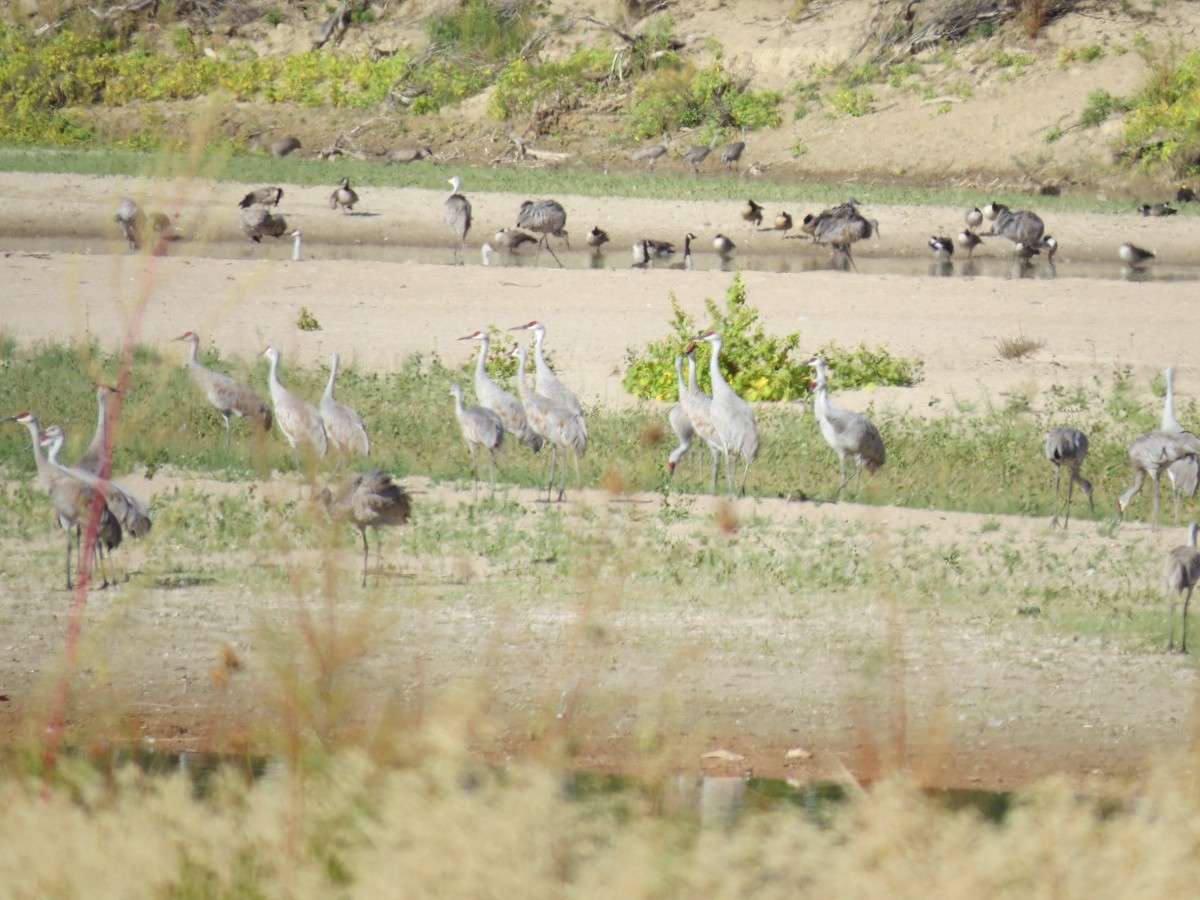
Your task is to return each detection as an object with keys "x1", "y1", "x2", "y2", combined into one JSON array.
[
  {"x1": 808, "y1": 356, "x2": 885, "y2": 497},
  {"x1": 667, "y1": 356, "x2": 697, "y2": 479},
  {"x1": 262, "y1": 345, "x2": 328, "y2": 466},
  {"x1": 683, "y1": 135, "x2": 719, "y2": 174},
  {"x1": 511, "y1": 347, "x2": 586, "y2": 502},
  {"x1": 319, "y1": 471, "x2": 412, "y2": 587},
  {"x1": 4, "y1": 412, "x2": 122, "y2": 589},
  {"x1": 450, "y1": 383, "x2": 504, "y2": 499},
  {"x1": 458, "y1": 330, "x2": 543, "y2": 452},
  {"x1": 1044, "y1": 427, "x2": 1093, "y2": 528},
  {"x1": 175, "y1": 331, "x2": 272, "y2": 451},
  {"x1": 1116, "y1": 430, "x2": 1200, "y2": 530},
  {"x1": 329, "y1": 176, "x2": 359, "y2": 213},
  {"x1": 444, "y1": 176, "x2": 472, "y2": 264},
  {"x1": 632, "y1": 133, "x2": 671, "y2": 170},
  {"x1": 319, "y1": 352, "x2": 370, "y2": 459},
  {"x1": 1159, "y1": 366, "x2": 1200, "y2": 517},
  {"x1": 698, "y1": 332, "x2": 758, "y2": 496},
  {"x1": 509, "y1": 320, "x2": 586, "y2": 438},
  {"x1": 75, "y1": 384, "x2": 118, "y2": 477},
  {"x1": 516, "y1": 199, "x2": 569, "y2": 267},
  {"x1": 985, "y1": 205, "x2": 1045, "y2": 252},
  {"x1": 1165, "y1": 522, "x2": 1200, "y2": 652},
  {"x1": 721, "y1": 126, "x2": 748, "y2": 172}
]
